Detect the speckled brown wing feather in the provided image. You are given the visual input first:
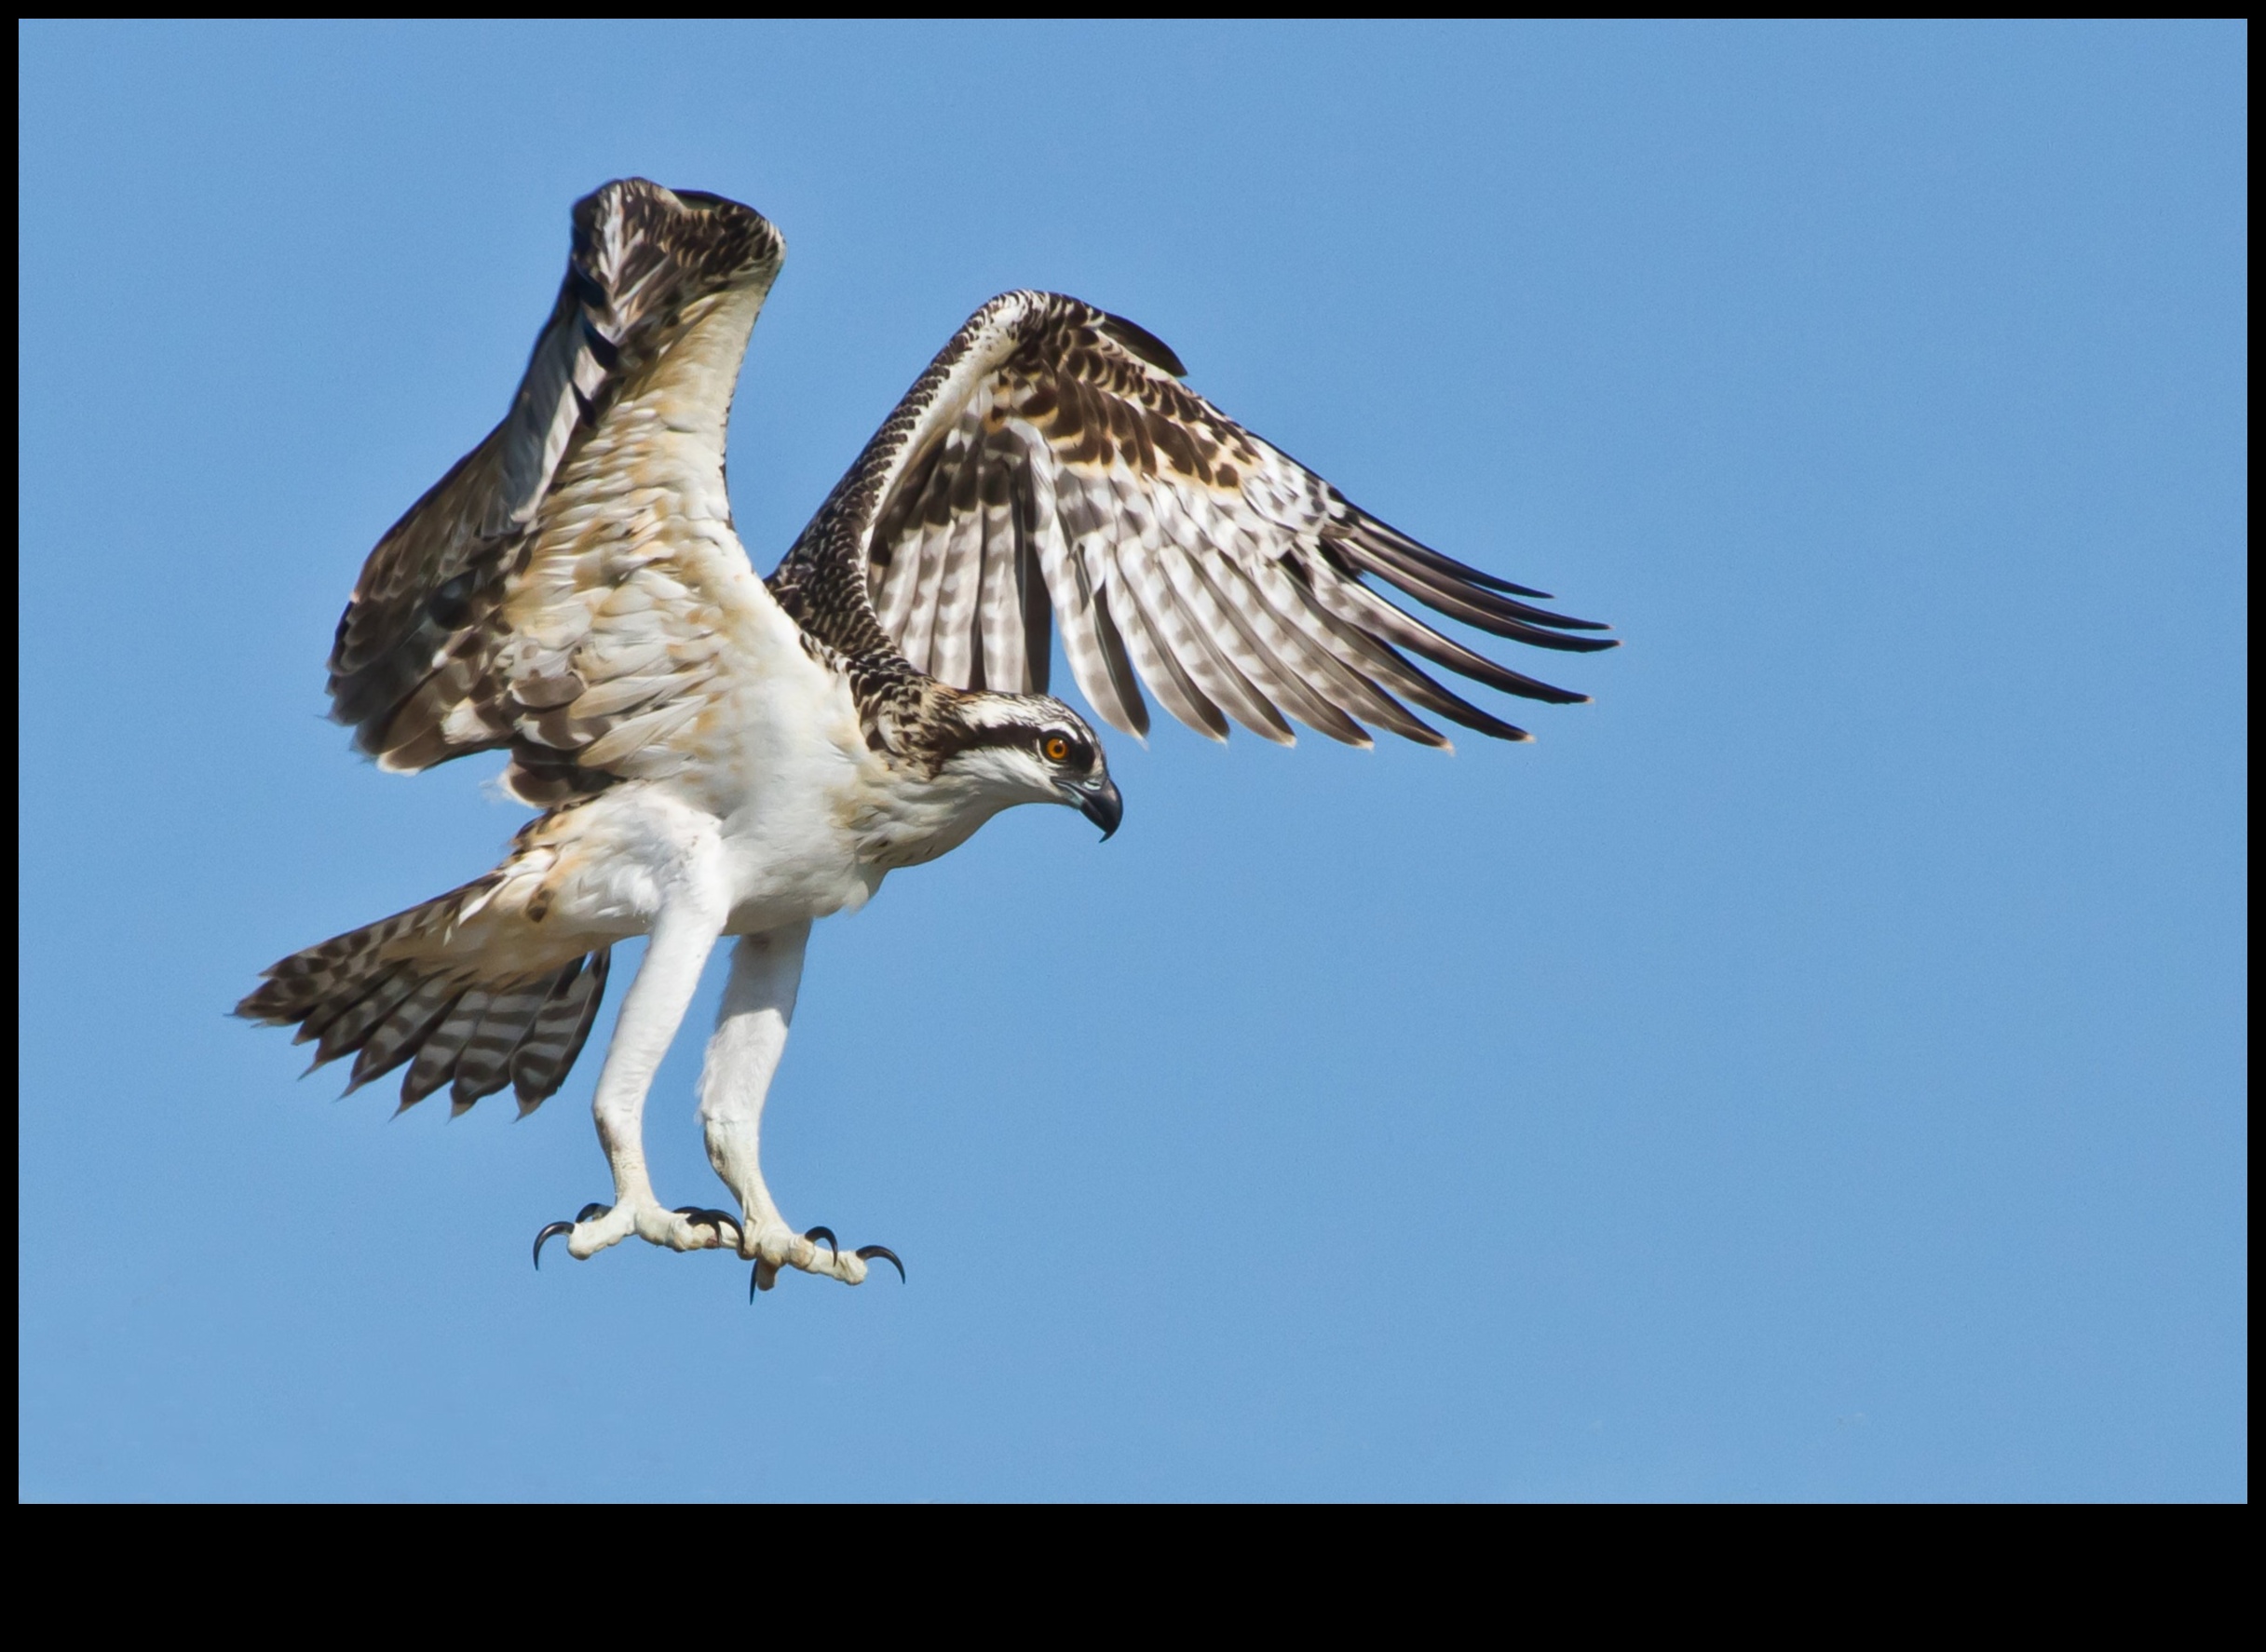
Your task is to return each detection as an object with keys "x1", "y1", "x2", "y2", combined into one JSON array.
[
  {"x1": 769, "y1": 291, "x2": 1614, "y2": 748},
  {"x1": 326, "y1": 179, "x2": 789, "y2": 803}
]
